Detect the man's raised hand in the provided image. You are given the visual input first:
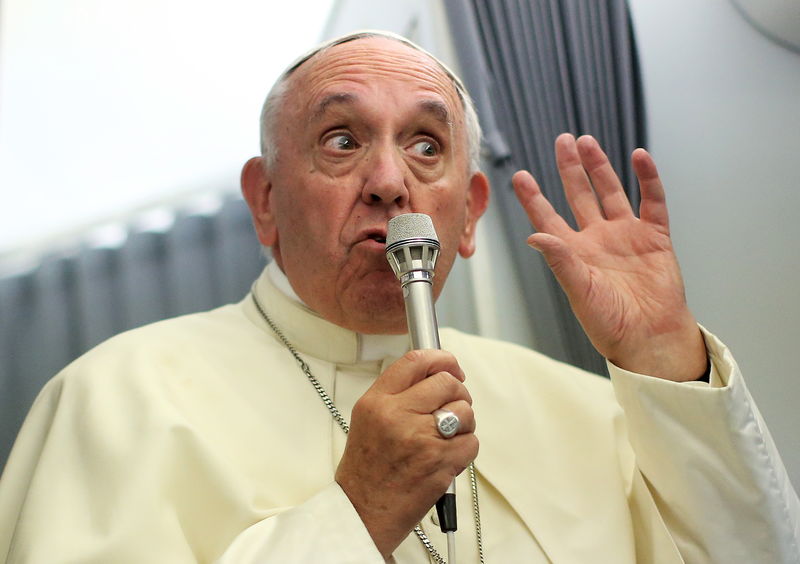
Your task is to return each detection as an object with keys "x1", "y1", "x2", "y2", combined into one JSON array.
[{"x1": 512, "y1": 133, "x2": 707, "y2": 382}]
